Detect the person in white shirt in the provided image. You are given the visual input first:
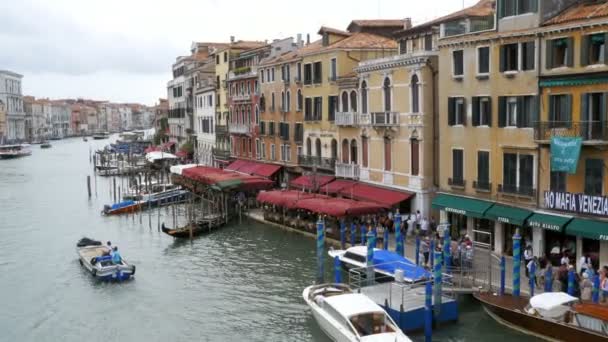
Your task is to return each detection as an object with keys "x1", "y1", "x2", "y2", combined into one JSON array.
[
  {"x1": 579, "y1": 254, "x2": 591, "y2": 275},
  {"x1": 560, "y1": 253, "x2": 570, "y2": 266},
  {"x1": 420, "y1": 217, "x2": 429, "y2": 236},
  {"x1": 523, "y1": 246, "x2": 533, "y2": 278}
]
